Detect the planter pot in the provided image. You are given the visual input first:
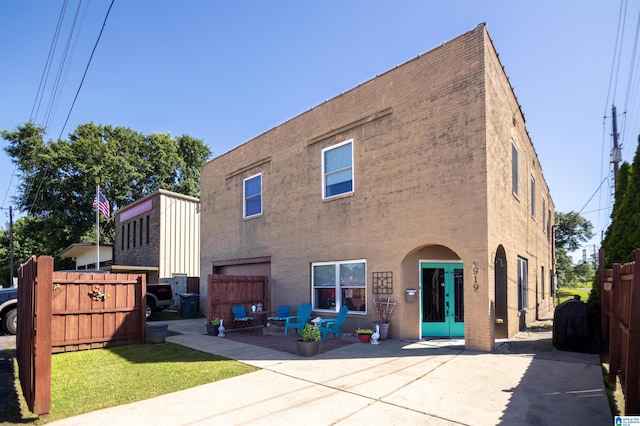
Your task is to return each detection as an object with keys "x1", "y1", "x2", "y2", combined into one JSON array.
[
  {"x1": 357, "y1": 334, "x2": 372, "y2": 343},
  {"x1": 373, "y1": 322, "x2": 390, "y2": 340},
  {"x1": 206, "y1": 323, "x2": 219, "y2": 336},
  {"x1": 147, "y1": 323, "x2": 168, "y2": 344},
  {"x1": 295, "y1": 340, "x2": 320, "y2": 357}
]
